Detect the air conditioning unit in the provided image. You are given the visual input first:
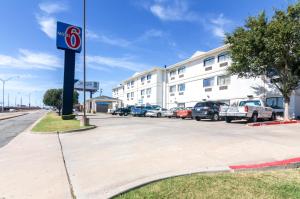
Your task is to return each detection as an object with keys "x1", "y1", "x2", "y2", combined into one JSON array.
[
  {"x1": 147, "y1": 95, "x2": 150, "y2": 98},
  {"x1": 205, "y1": 88, "x2": 212, "y2": 92},
  {"x1": 171, "y1": 77, "x2": 175, "y2": 80},
  {"x1": 179, "y1": 74, "x2": 184, "y2": 78},
  {"x1": 219, "y1": 86, "x2": 228, "y2": 90},
  {"x1": 170, "y1": 93, "x2": 175, "y2": 96},
  {"x1": 179, "y1": 92, "x2": 184, "y2": 95},
  {"x1": 205, "y1": 66, "x2": 212, "y2": 71},
  {"x1": 220, "y1": 62, "x2": 228, "y2": 67},
  {"x1": 147, "y1": 80, "x2": 151, "y2": 83}
]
